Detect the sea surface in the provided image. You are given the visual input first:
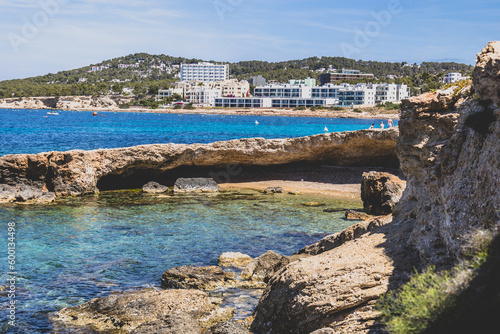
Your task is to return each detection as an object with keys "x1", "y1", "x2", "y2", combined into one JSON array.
[
  {"x1": 0, "y1": 109, "x2": 380, "y2": 333},
  {"x1": 0, "y1": 109, "x2": 395, "y2": 156}
]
